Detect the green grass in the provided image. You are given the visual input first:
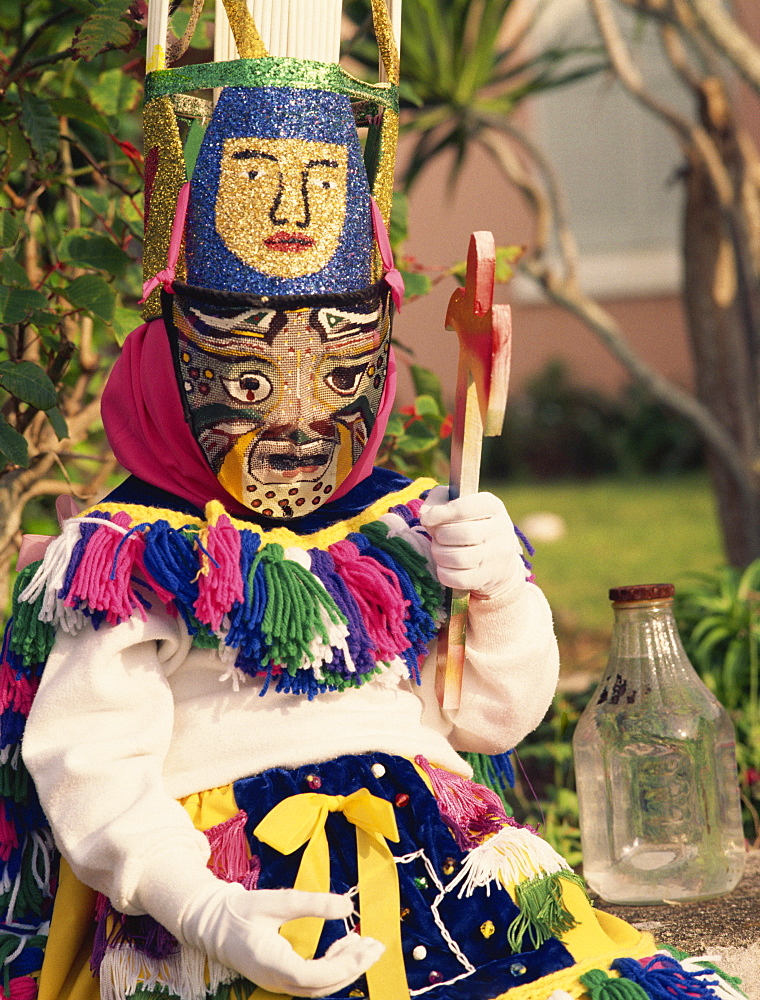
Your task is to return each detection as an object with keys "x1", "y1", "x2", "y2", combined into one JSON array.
[{"x1": 487, "y1": 473, "x2": 725, "y2": 634}]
